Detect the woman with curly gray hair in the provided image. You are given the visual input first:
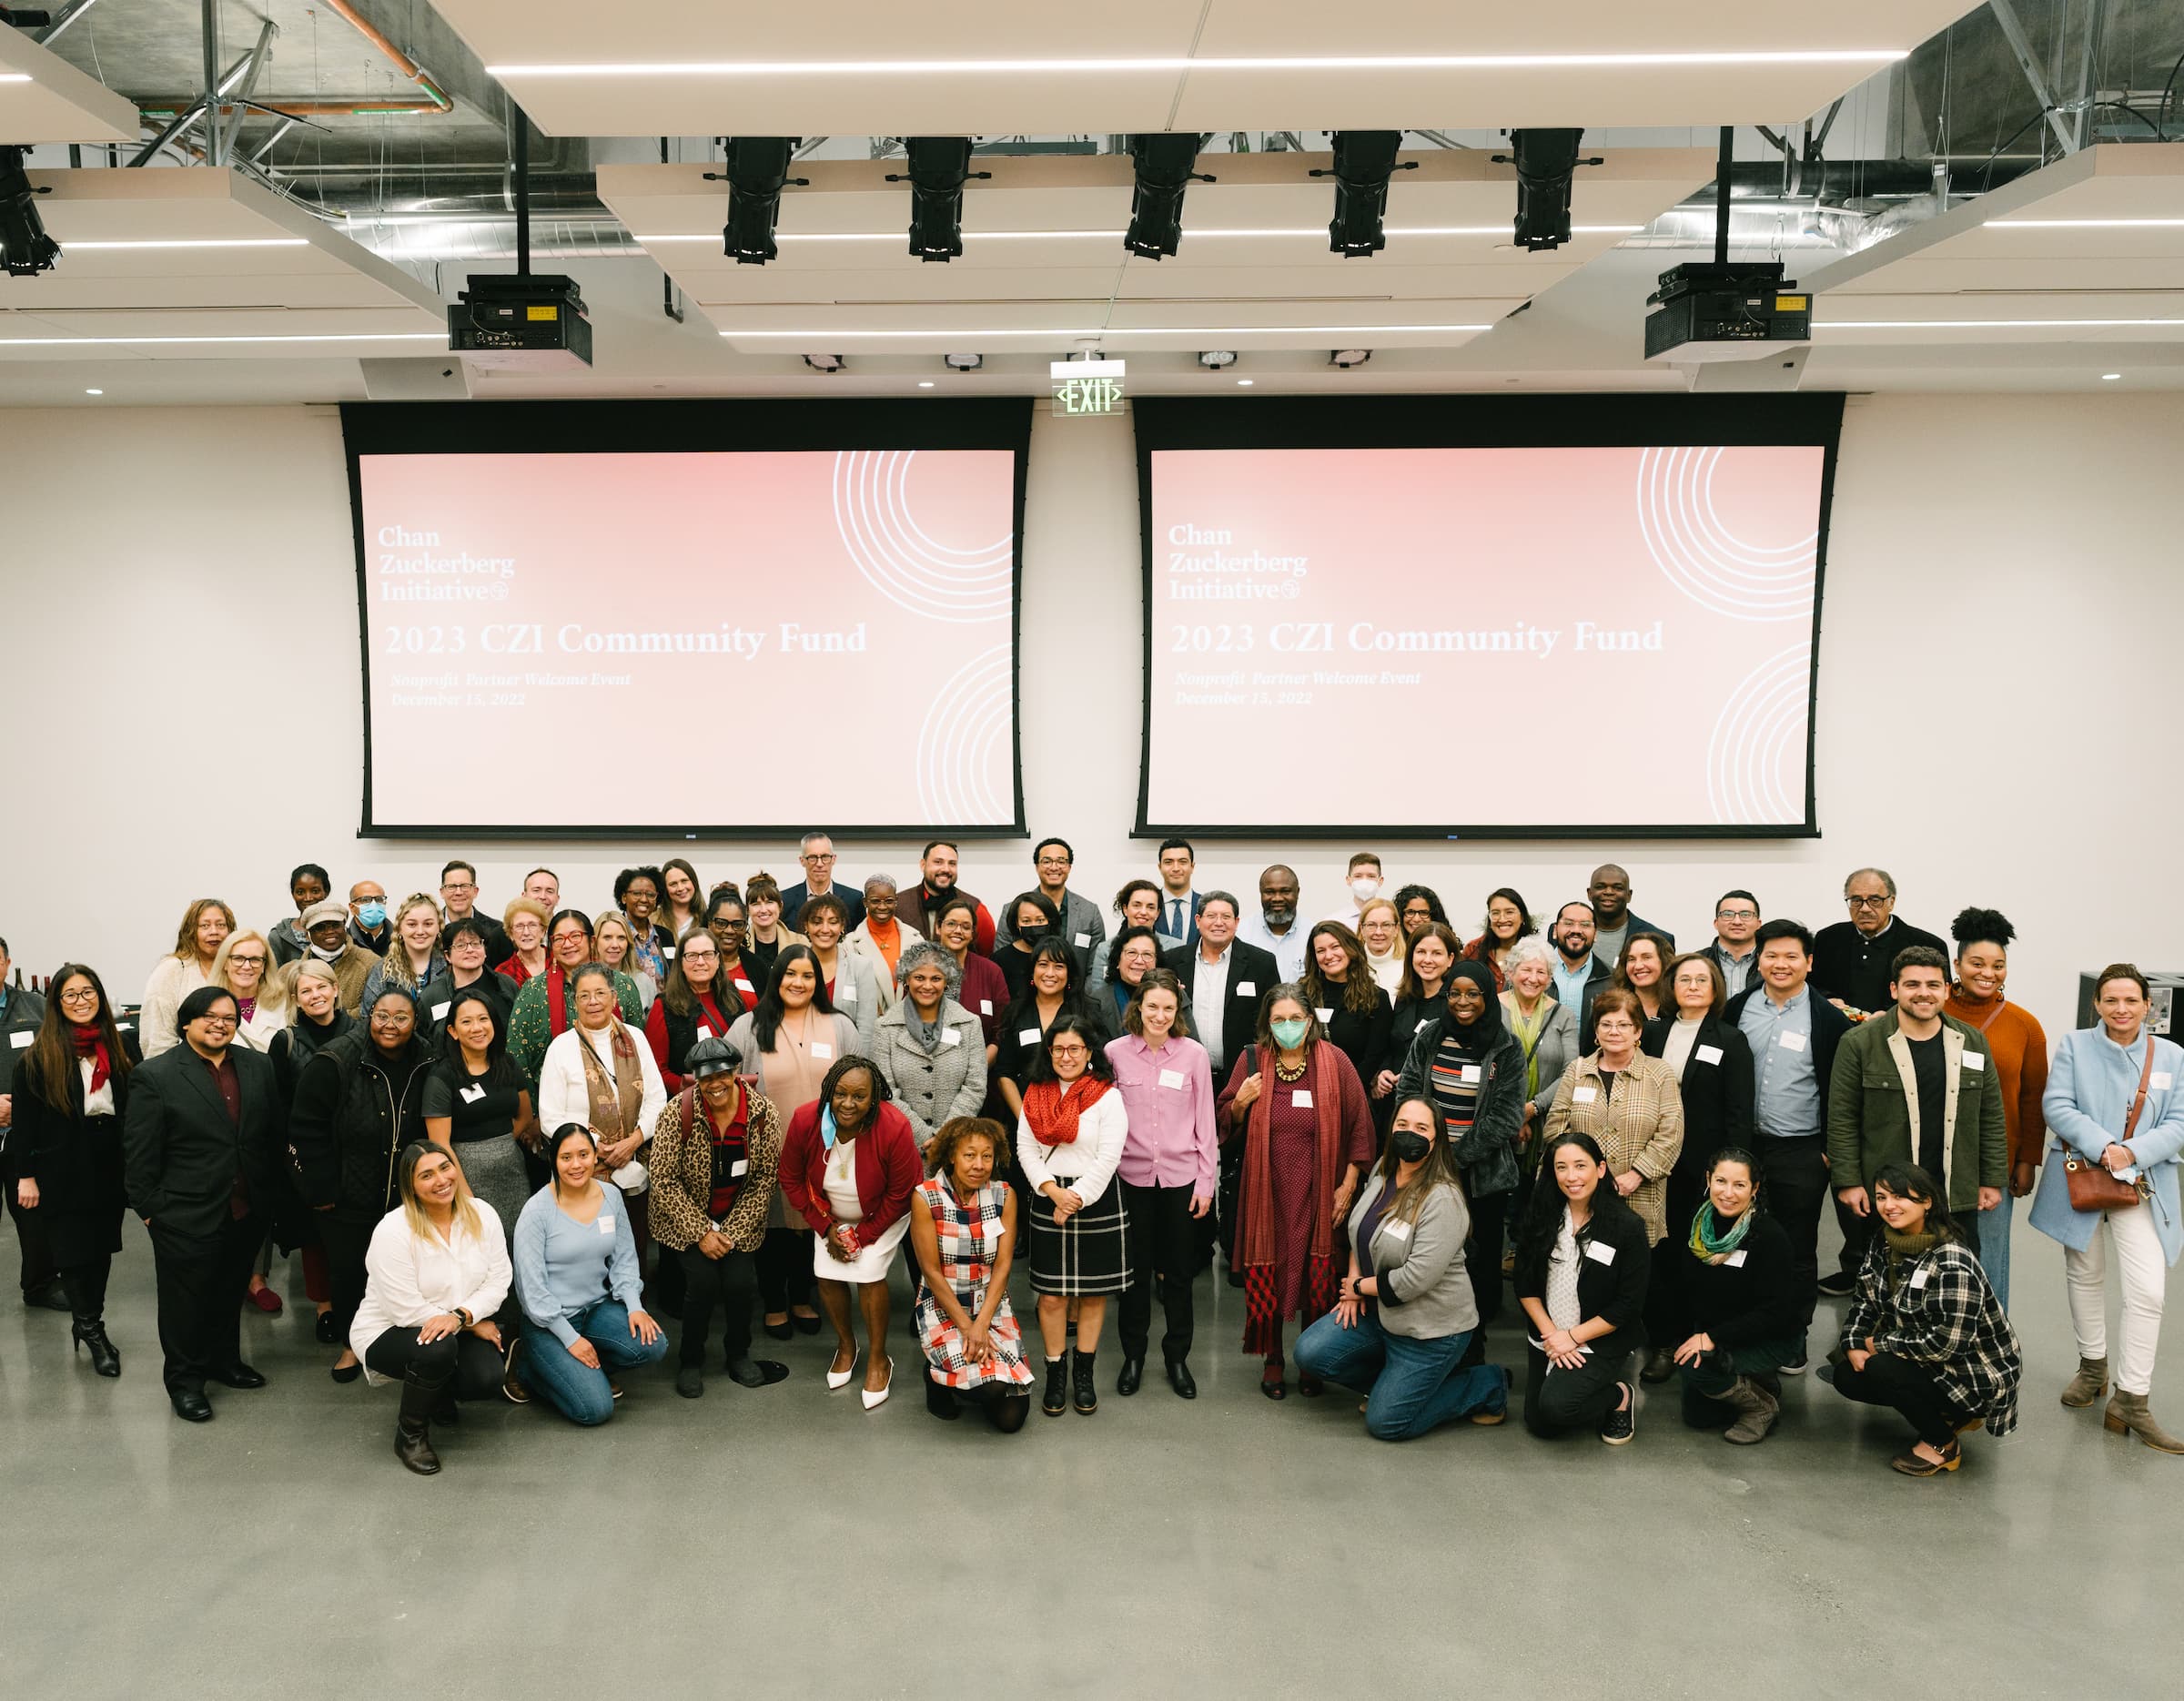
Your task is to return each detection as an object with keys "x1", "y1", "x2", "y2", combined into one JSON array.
[{"x1": 868, "y1": 941, "x2": 988, "y2": 1151}]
